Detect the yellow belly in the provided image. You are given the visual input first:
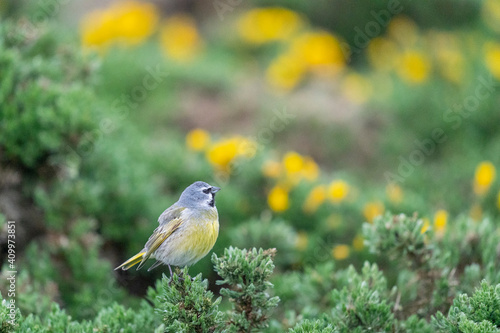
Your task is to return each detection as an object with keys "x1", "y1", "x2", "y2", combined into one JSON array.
[
  {"x1": 155, "y1": 209, "x2": 219, "y2": 267},
  {"x1": 178, "y1": 217, "x2": 219, "y2": 261}
]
